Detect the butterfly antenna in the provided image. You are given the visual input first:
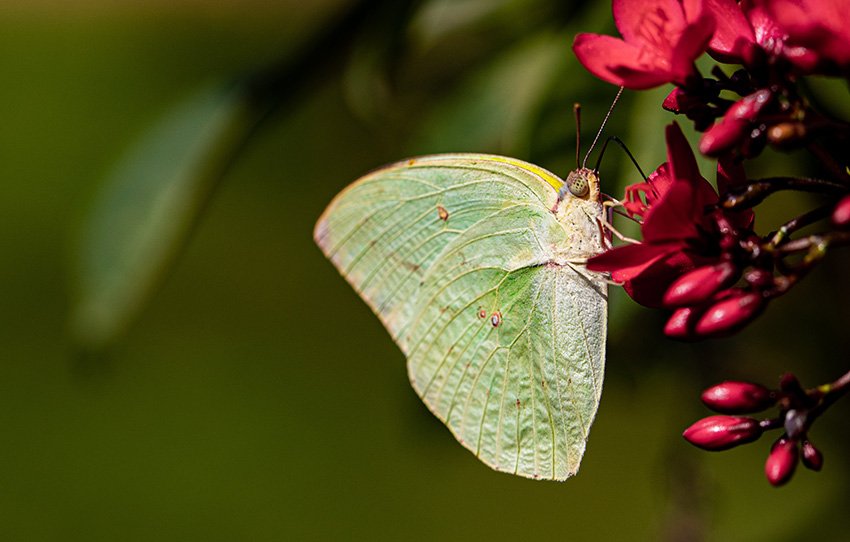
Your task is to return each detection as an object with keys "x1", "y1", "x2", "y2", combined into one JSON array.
[
  {"x1": 582, "y1": 85, "x2": 624, "y2": 169},
  {"x1": 573, "y1": 103, "x2": 581, "y2": 169},
  {"x1": 593, "y1": 135, "x2": 648, "y2": 180}
]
